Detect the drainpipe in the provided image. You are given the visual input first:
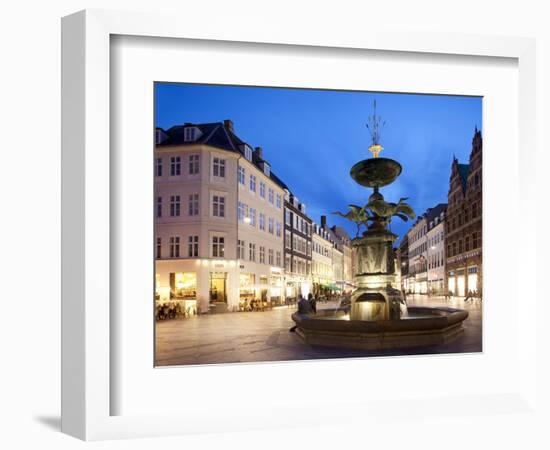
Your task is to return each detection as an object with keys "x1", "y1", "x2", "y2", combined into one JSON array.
[{"x1": 235, "y1": 154, "x2": 242, "y2": 311}]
